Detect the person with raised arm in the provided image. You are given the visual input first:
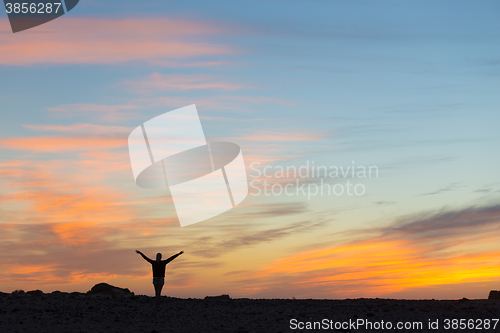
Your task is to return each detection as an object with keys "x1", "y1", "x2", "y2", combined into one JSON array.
[{"x1": 136, "y1": 250, "x2": 184, "y2": 309}]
